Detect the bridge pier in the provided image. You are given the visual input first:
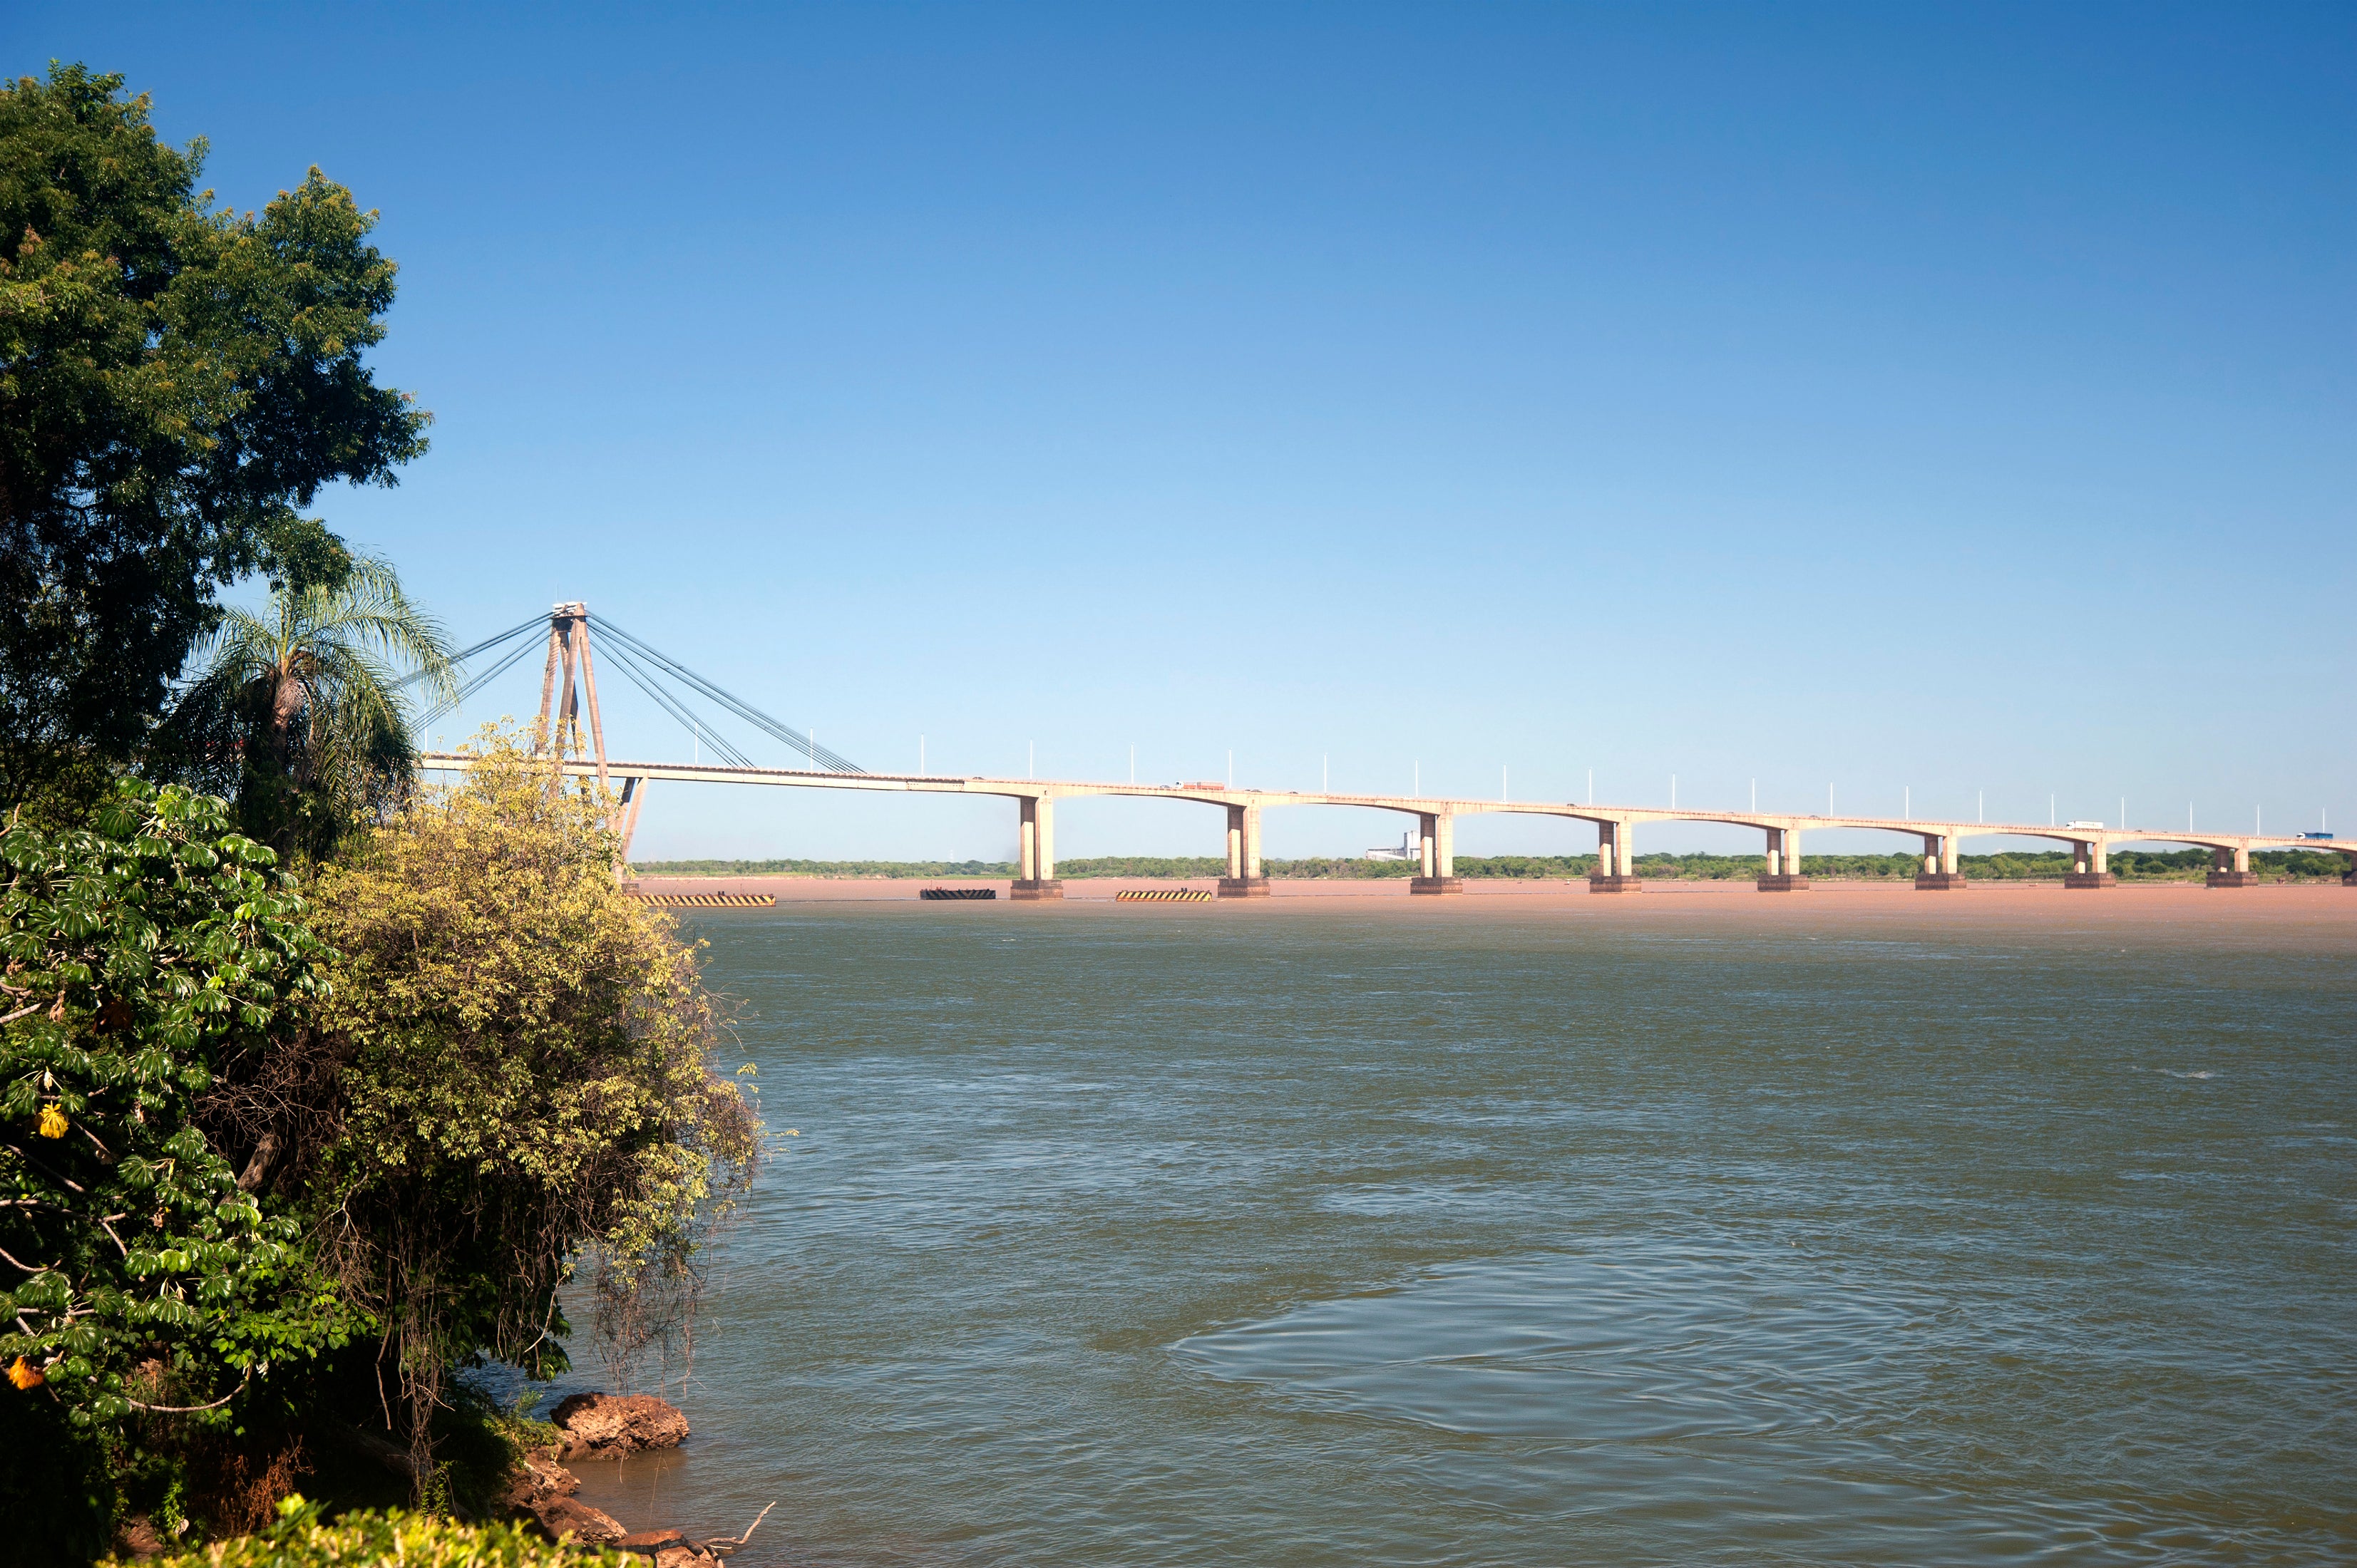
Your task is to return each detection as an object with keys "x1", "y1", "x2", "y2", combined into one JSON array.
[
  {"x1": 1219, "y1": 803, "x2": 1272, "y2": 897},
  {"x1": 2063, "y1": 837, "x2": 2115, "y2": 889},
  {"x1": 1918, "y1": 831, "x2": 1970, "y2": 890},
  {"x1": 1758, "y1": 826, "x2": 1809, "y2": 891},
  {"x1": 1591, "y1": 819, "x2": 1641, "y2": 893},
  {"x1": 1409, "y1": 811, "x2": 1461, "y2": 894},
  {"x1": 1012, "y1": 797, "x2": 1064, "y2": 899},
  {"x1": 2207, "y1": 845, "x2": 2256, "y2": 888}
]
